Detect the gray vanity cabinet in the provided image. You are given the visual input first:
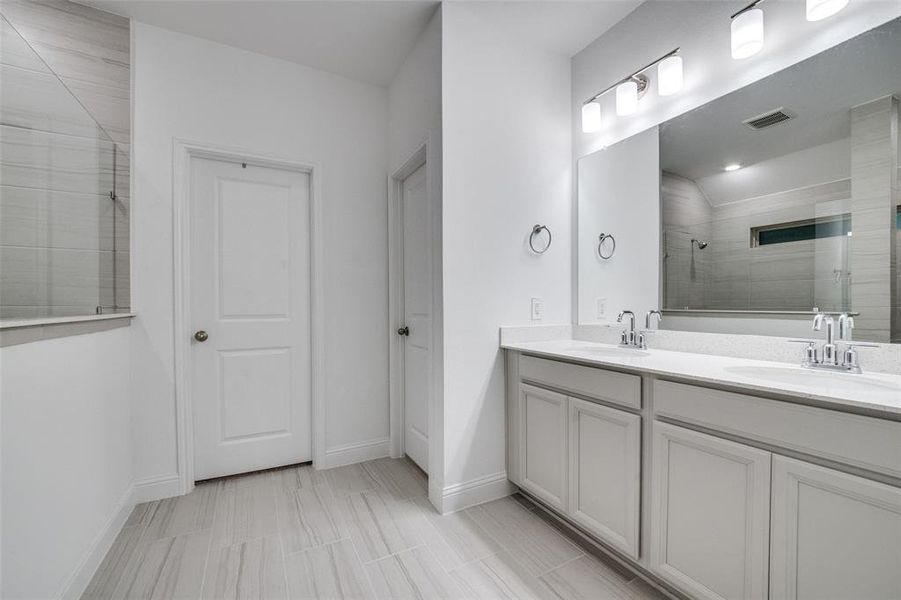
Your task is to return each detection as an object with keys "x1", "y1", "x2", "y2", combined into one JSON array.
[
  {"x1": 649, "y1": 422, "x2": 771, "y2": 600},
  {"x1": 769, "y1": 456, "x2": 901, "y2": 600},
  {"x1": 518, "y1": 383, "x2": 569, "y2": 511},
  {"x1": 568, "y1": 397, "x2": 641, "y2": 559},
  {"x1": 510, "y1": 355, "x2": 642, "y2": 558}
]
